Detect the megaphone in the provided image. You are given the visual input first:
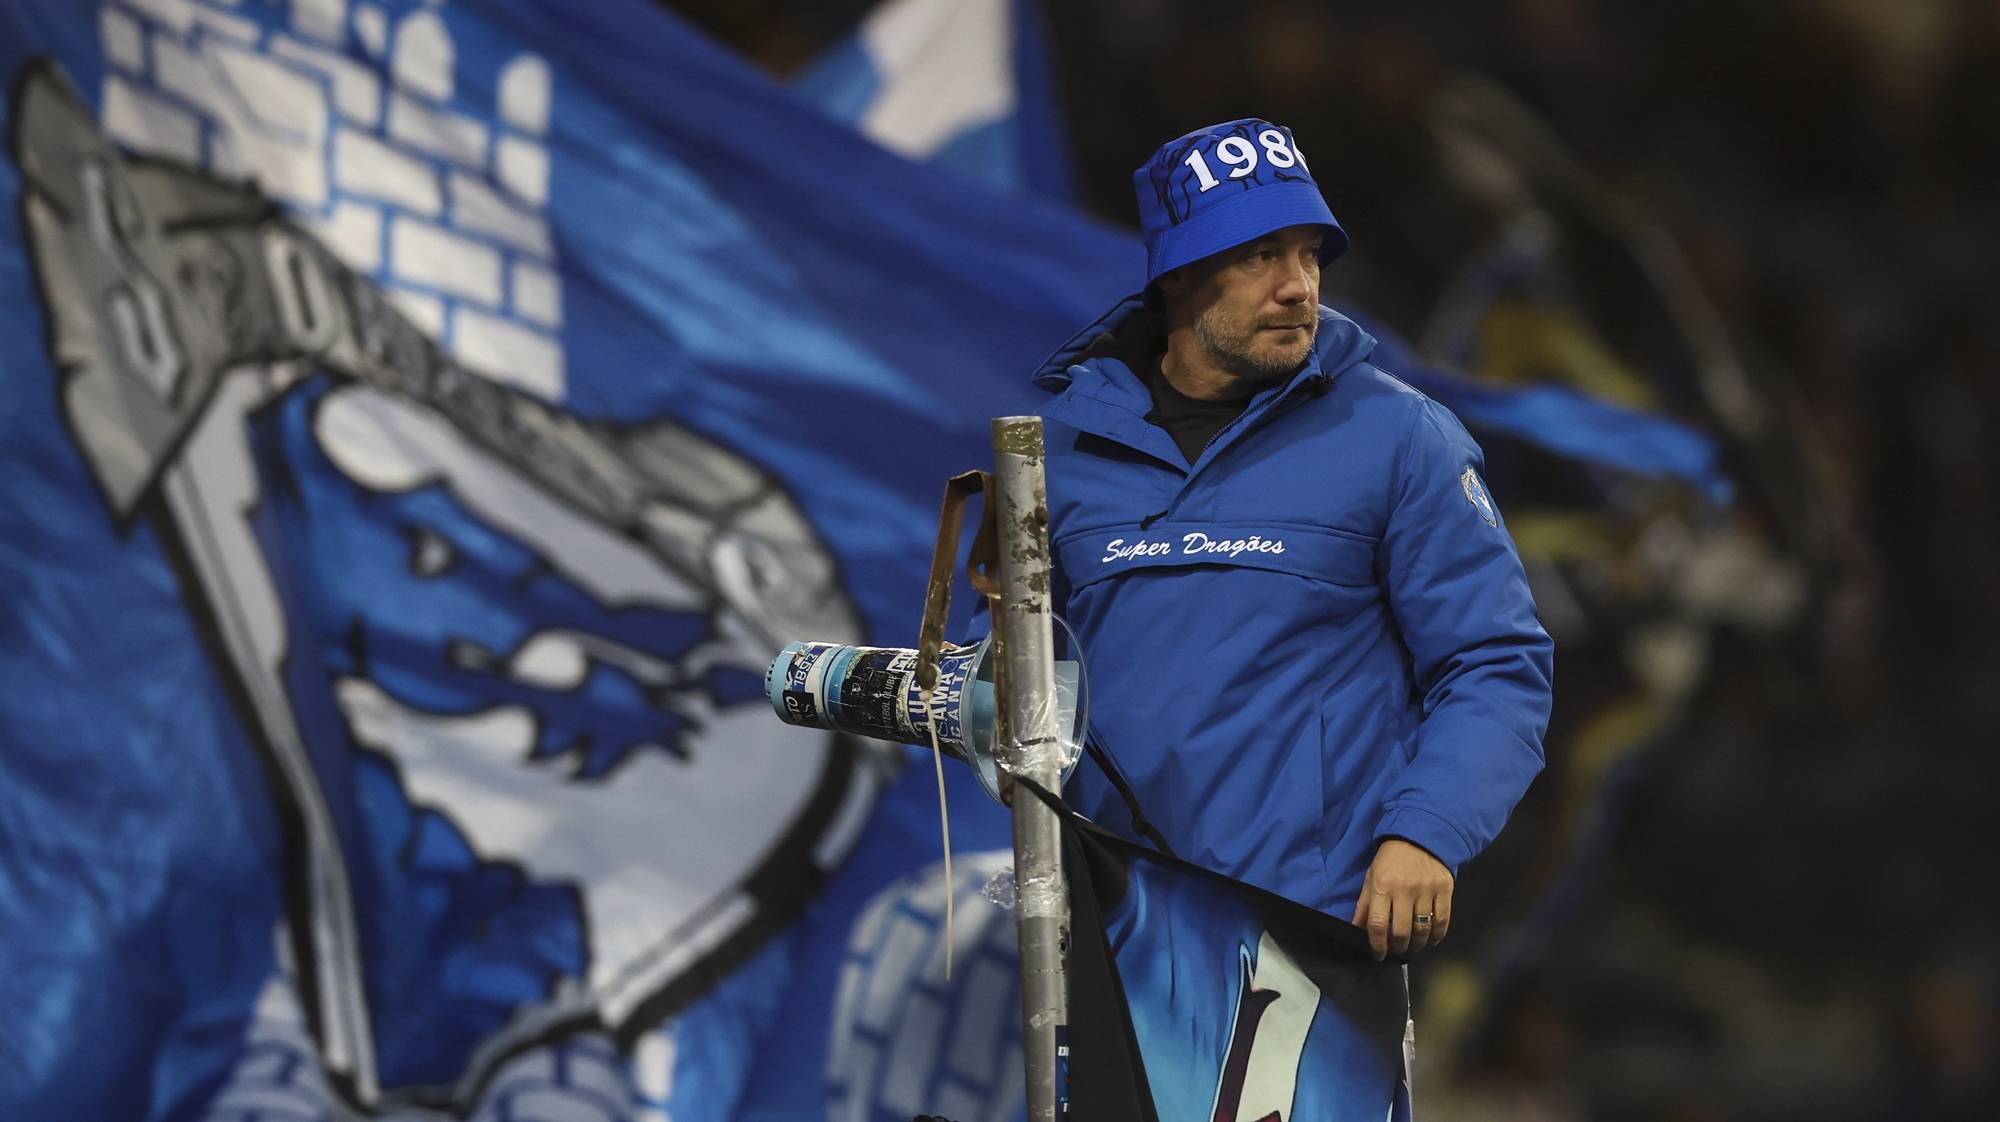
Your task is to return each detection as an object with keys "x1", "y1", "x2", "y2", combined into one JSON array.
[{"x1": 765, "y1": 622, "x2": 1087, "y2": 804}]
